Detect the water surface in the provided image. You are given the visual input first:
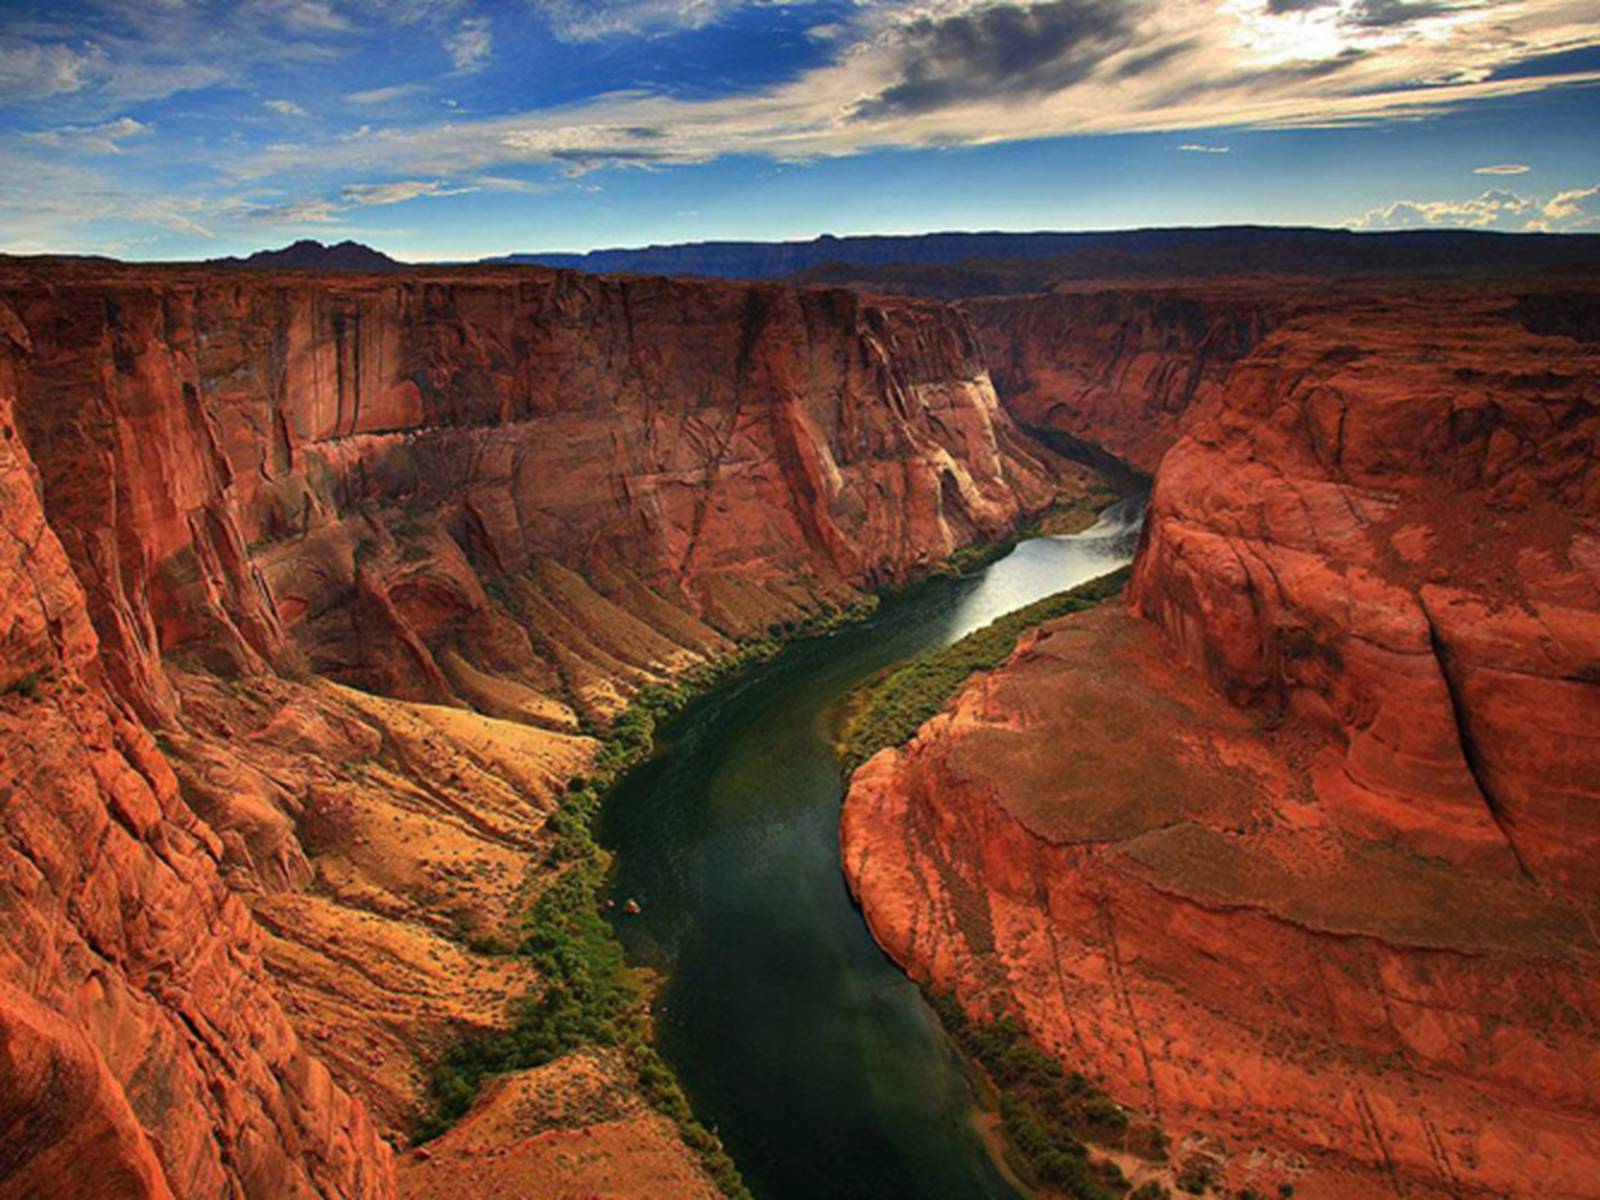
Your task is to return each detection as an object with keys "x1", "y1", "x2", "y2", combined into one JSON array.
[{"x1": 602, "y1": 499, "x2": 1143, "y2": 1200}]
